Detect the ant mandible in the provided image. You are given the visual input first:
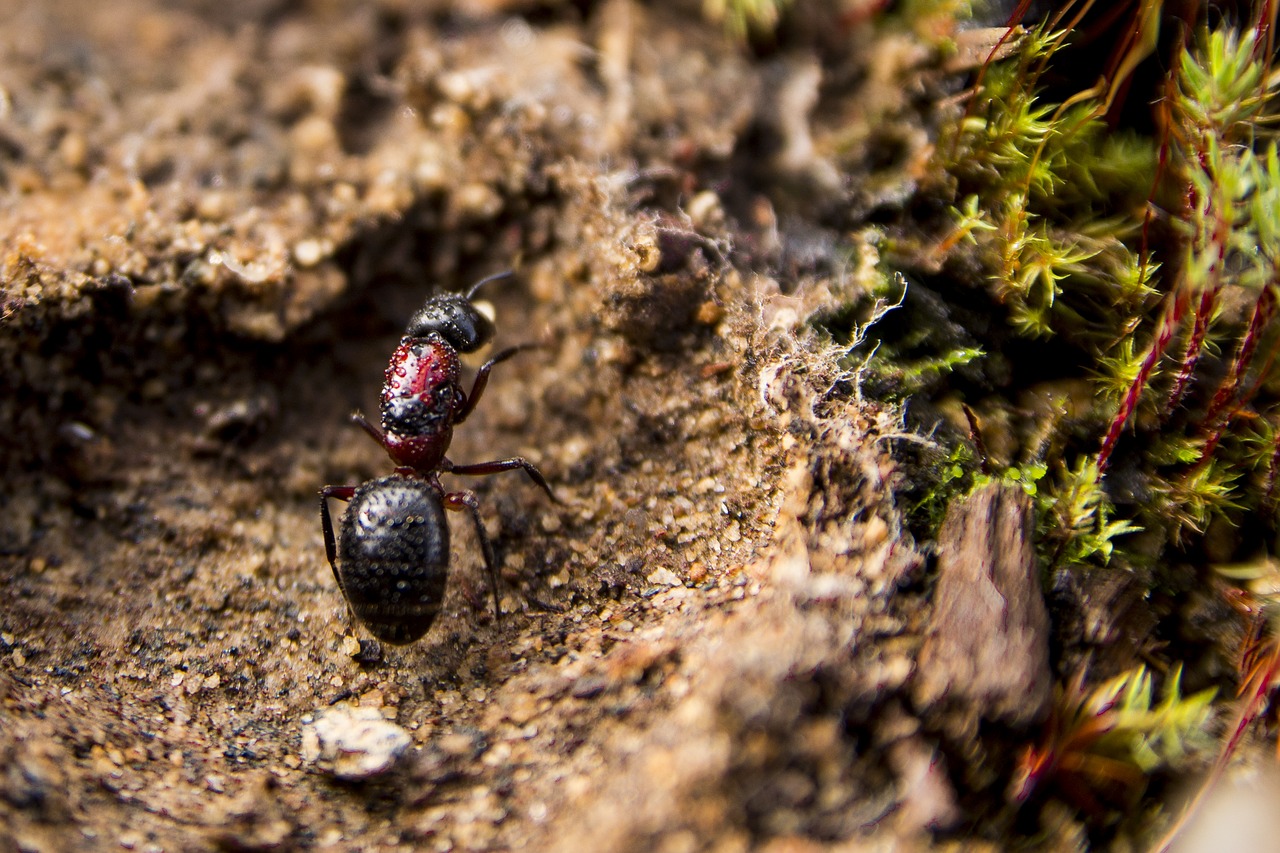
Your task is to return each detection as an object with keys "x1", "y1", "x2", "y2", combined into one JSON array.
[{"x1": 319, "y1": 271, "x2": 555, "y2": 644}]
